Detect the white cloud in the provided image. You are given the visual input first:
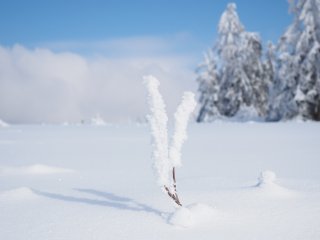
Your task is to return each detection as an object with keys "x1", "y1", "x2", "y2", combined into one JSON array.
[
  {"x1": 0, "y1": 36, "x2": 197, "y2": 124},
  {"x1": 38, "y1": 33, "x2": 196, "y2": 57}
]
